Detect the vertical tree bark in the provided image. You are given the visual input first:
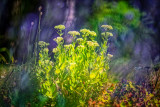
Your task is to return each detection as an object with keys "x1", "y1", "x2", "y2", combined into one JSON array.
[
  {"x1": 64, "y1": 0, "x2": 76, "y2": 29},
  {"x1": 63, "y1": 0, "x2": 76, "y2": 44}
]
